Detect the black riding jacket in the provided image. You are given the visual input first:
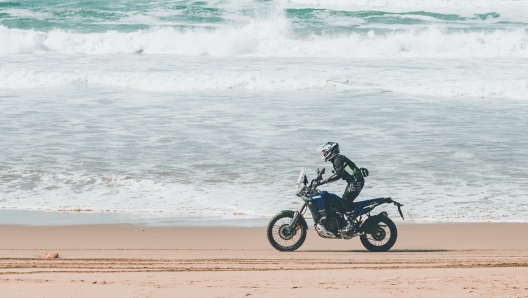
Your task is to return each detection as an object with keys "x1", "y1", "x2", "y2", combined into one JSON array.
[{"x1": 327, "y1": 154, "x2": 361, "y2": 184}]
